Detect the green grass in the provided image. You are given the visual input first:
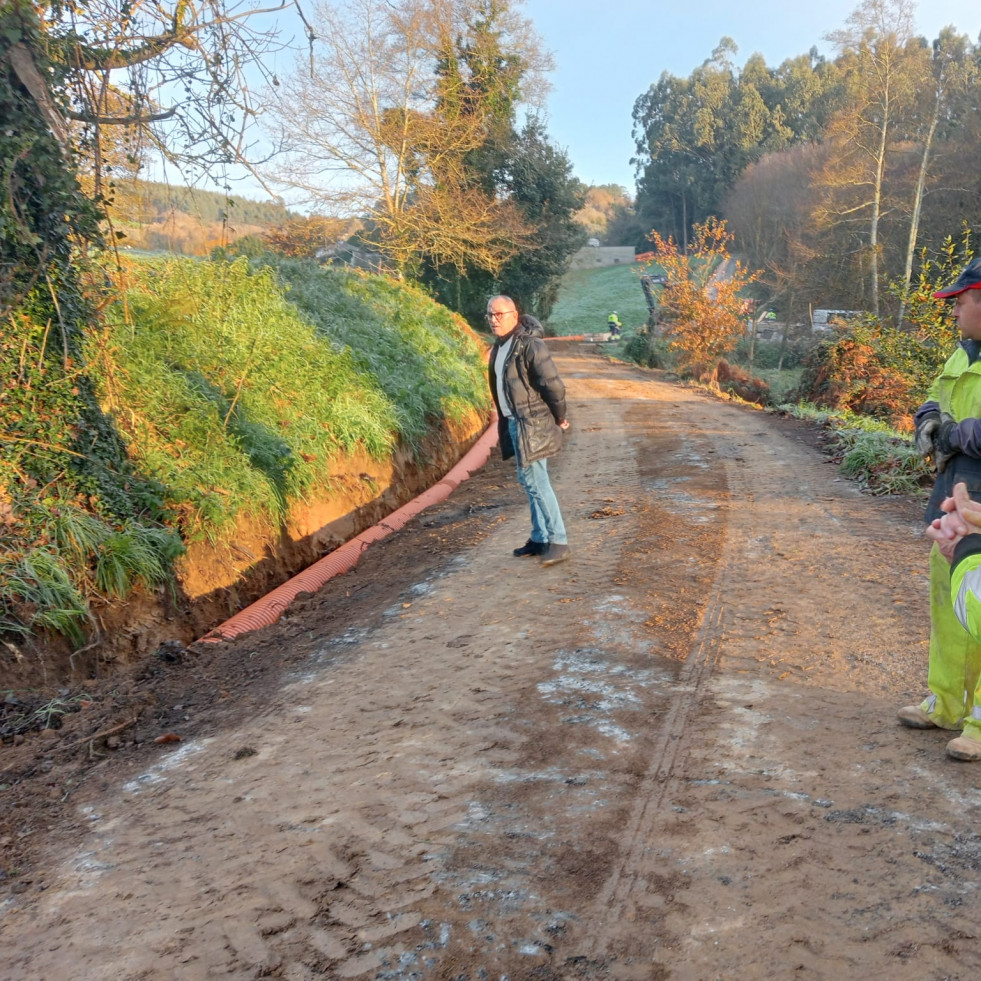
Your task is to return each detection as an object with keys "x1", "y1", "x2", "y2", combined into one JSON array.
[
  {"x1": 0, "y1": 492, "x2": 184, "y2": 644},
  {"x1": 753, "y1": 366, "x2": 803, "y2": 401},
  {"x1": 0, "y1": 547, "x2": 92, "y2": 645},
  {"x1": 272, "y1": 260, "x2": 490, "y2": 448},
  {"x1": 777, "y1": 402, "x2": 931, "y2": 497},
  {"x1": 88, "y1": 256, "x2": 489, "y2": 543},
  {"x1": 2, "y1": 253, "x2": 492, "y2": 648},
  {"x1": 546, "y1": 262, "x2": 653, "y2": 337},
  {"x1": 4, "y1": 253, "x2": 492, "y2": 647}
]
